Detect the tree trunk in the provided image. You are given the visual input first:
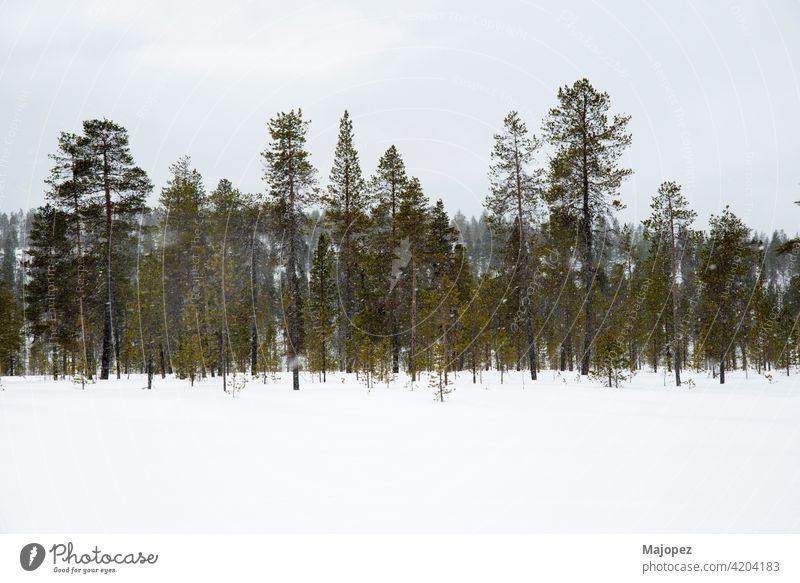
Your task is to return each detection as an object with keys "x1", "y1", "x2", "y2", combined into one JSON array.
[
  {"x1": 391, "y1": 296, "x2": 400, "y2": 374},
  {"x1": 581, "y1": 208, "x2": 593, "y2": 376},
  {"x1": 440, "y1": 299, "x2": 449, "y2": 386},
  {"x1": 322, "y1": 334, "x2": 327, "y2": 383},
  {"x1": 668, "y1": 198, "x2": 681, "y2": 386},
  {"x1": 512, "y1": 136, "x2": 537, "y2": 382},
  {"x1": 250, "y1": 324, "x2": 258, "y2": 376},
  {"x1": 581, "y1": 134, "x2": 593, "y2": 376},
  {"x1": 409, "y1": 252, "x2": 418, "y2": 382},
  {"x1": 72, "y1": 169, "x2": 91, "y2": 382},
  {"x1": 471, "y1": 350, "x2": 477, "y2": 384},
  {"x1": 100, "y1": 149, "x2": 115, "y2": 380}
]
